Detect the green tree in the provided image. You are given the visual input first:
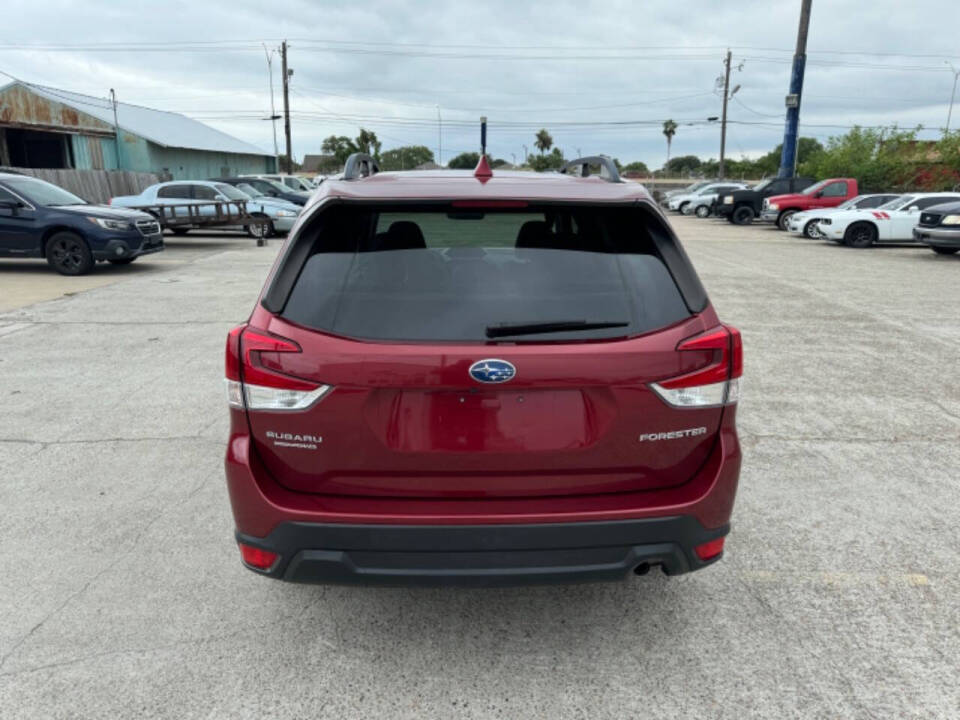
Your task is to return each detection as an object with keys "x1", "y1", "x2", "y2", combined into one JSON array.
[
  {"x1": 447, "y1": 152, "x2": 480, "y2": 169},
  {"x1": 664, "y1": 154, "x2": 701, "y2": 175},
  {"x1": 379, "y1": 145, "x2": 435, "y2": 171},
  {"x1": 799, "y1": 126, "x2": 919, "y2": 191},
  {"x1": 320, "y1": 128, "x2": 383, "y2": 166},
  {"x1": 321, "y1": 135, "x2": 357, "y2": 165},
  {"x1": 662, "y1": 119, "x2": 678, "y2": 163},
  {"x1": 277, "y1": 154, "x2": 302, "y2": 172},
  {"x1": 354, "y1": 128, "x2": 382, "y2": 161},
  {"x1": 534, "y1": 129, "x2": 553, "y2": 155},
  {"x1": 528, "y1": 147, "x2": 565, "y2": 171},
  {"x1": 622, "y1": 160, "x2": 650, "y2": 175}
]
